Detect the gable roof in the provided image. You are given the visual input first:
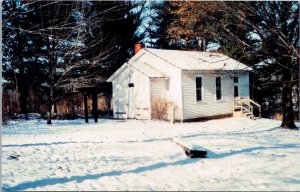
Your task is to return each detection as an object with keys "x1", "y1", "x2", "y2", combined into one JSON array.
[
  {"x1": 144, "y1": 48, "x2": 252, "y2": 71},
  {"x1": 107, "y1": 48, "x2": 252, "y2": 82},
  {"x1": 129, "y1": 61, "x2": 168, "y2": 78},
  {"x1": 107, "y1": 61, "x2": 168, "y2": 82}
]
